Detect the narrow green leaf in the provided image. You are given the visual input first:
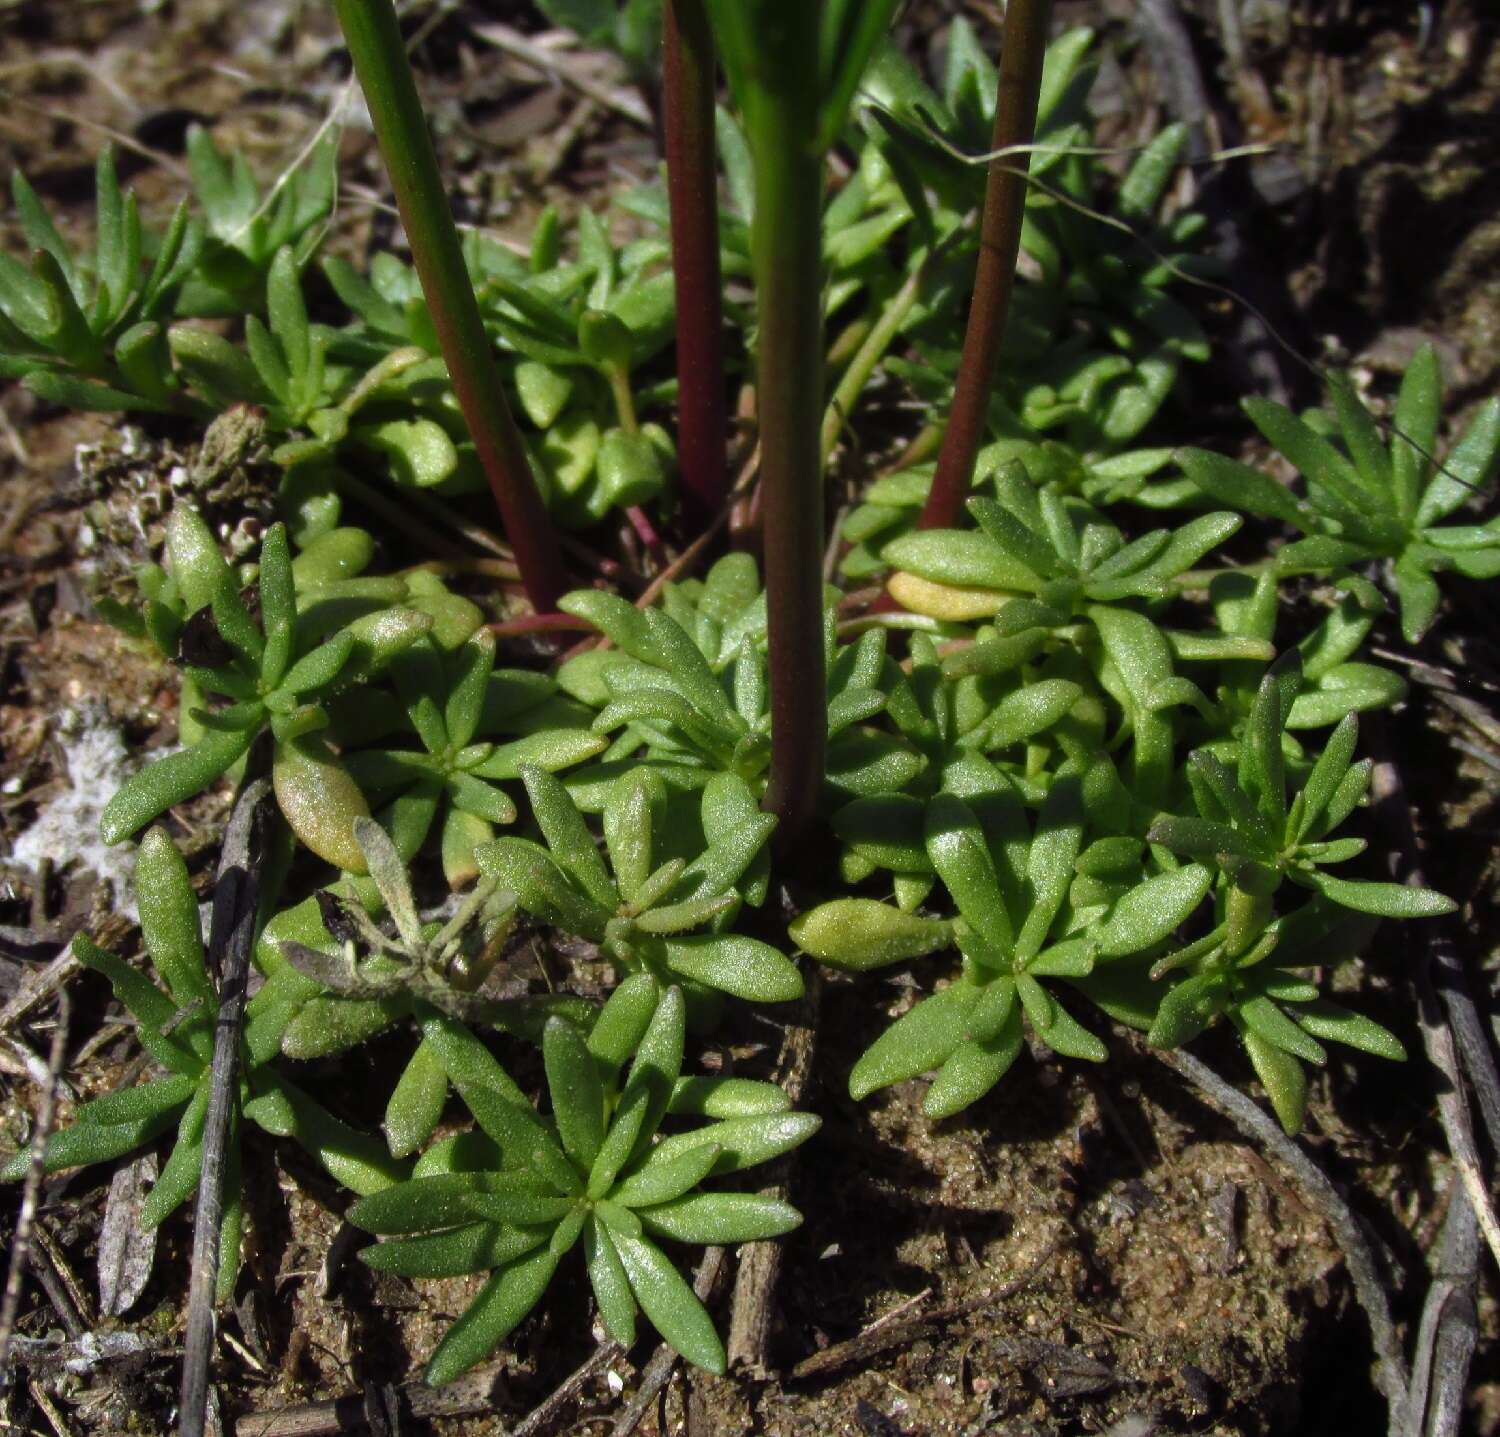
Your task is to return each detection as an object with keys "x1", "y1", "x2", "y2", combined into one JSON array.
[
  {"x1": 924, "y1": 1009, "x2": 1025, "y2": 1118},
  {"x1": 614, "y1": 1232, "x2": 726, "y2": 1374},
  {"x1": 135, "y1": 826, "x2": 214, "y2": 1013},
  {"x1": 587, "y1": 973, "x2": 662, "y2": 1080},
  {"x1": 603, "y1": 768, "x2": 655, "y2": 905},
  {"x1": 925, "y1": 794, "x2": 1012, "y2": 954},
  {"x1": 639, "y1": 1192, "x2": 800, "y2": 1245},
  {"x1": 139, "y1": 1080, "x2": 211, "y2": 1227},
  {"x1": 520, "y1": 763, "x2": 618, "y2": 910},
  {"x1": 349, "y1": 1172, "x2": 508, "y2": 1234},
  {"x1": 1023, "y1": 980, "x2": 1107, "y2": 1062},
  {"x1": 1393, "y1": 344, "x2": 1441, "y2": 520},
  {"x1": 362, "y1": 1222, "x2": 547, "y2": 1278},
  {"x1": 585, "y1": 1216, "x2": 638, "y2": 1346},
  {"x1": 478, "y1": 837, "x2": 611, "y2": 942},
  {"x1": 1239, "y1": 994, "x2": 1326, "y2": 1065},
  {"x1": 1094, "y1": 865, "x2": 1211, "y2": 958},
  {"x1": 1178, "y1": 446, "x2": 1306, "y2": 527},
  {"x1": 74, "y1": 938, "x2": 201, "y2": 1076},
  {"x1": 1, "y1": 1104, "x2": 184, "y2": 1181},
  {"x1": 385, "y1": 1039, "x2": 450, "y2": 1159},
  {"x1": 1305, "y1": 873, "x2": 1455, "y2": 919},
  {"x1": 663, "y1": 934, "x2": 804, "y2": 1002},
  {"x1": 634, "y1": 1111, "x2": 820, "y2": 1179},
  {"x1": 1245, "y1": 397, "x2": 1377, "y2": 517},
  {"x1": 1292, "y1": 999, "x2": 1405, "y2": 1060},
  {"x1": 1148, "y1": 971, "x2": 1228, "y2": 1049},
  {"x1": 1295, "y1": 714, "x2": 1359, "y2": 843},
  {"x1": 1328, "y1": 375, "x2": 1393, "y2": 498},
  {"x1": 611, "y1": 1143, "x2": 722, "y2": 1209},
  {"x1": 667, "y1": 1078, "x2": 789, "y2": 1120},
  {"x1": 544, "y1": 1016, "x2": 606, "y2": 1171},
  {"x1": 425, "y1": 1245, "x2": 563, "y2": 1386},
  {"x1": 1240, "y1": 1027, "x2": 1309, "y2": 1134},
  {"x1": 245, "y1": 1076, "x2": 409, "y2": 1195},
  {"x1": 849, "y1": 984, "x2": 975, "y2": 1100},
  {"x1": 1417, "y1": 396, "x2": 1500, "y2": 527}
]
